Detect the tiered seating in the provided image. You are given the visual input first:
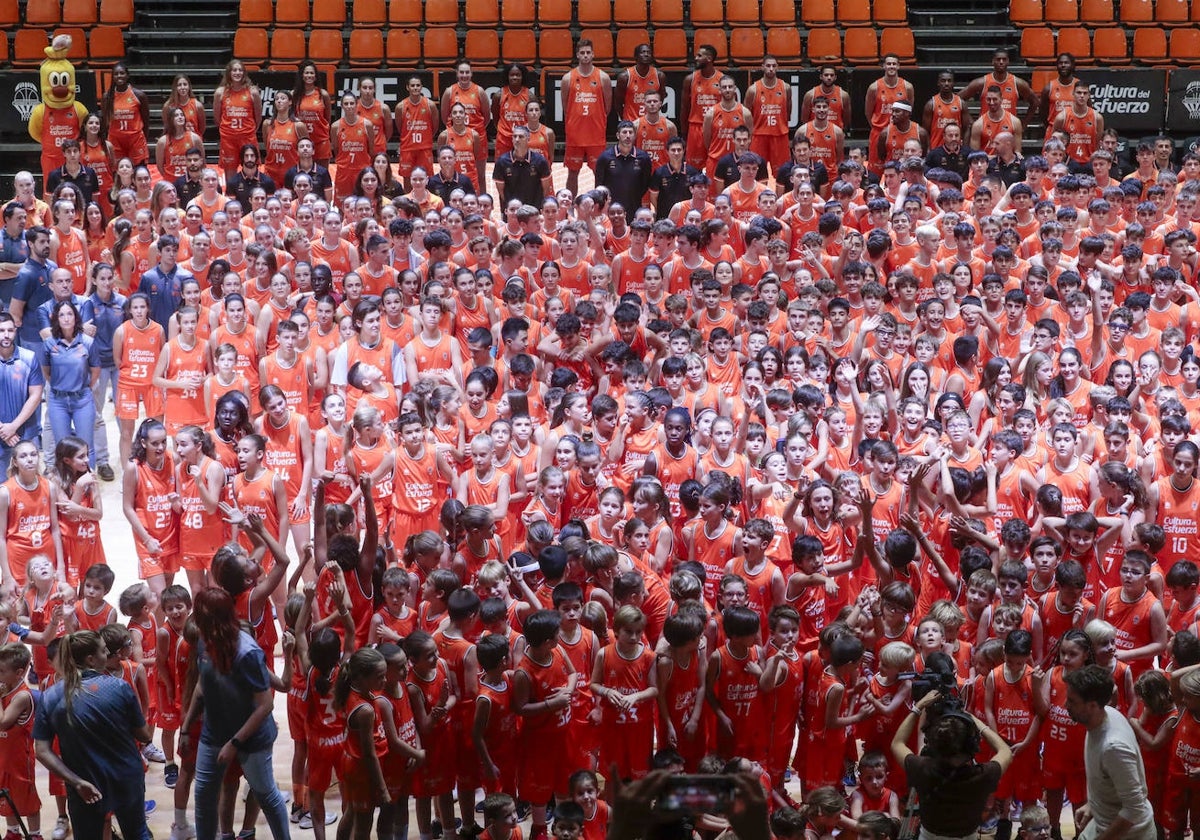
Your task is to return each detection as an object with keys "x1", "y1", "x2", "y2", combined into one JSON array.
[
  {"x1": 6, "y1": 0, "x2": 127, "y2": 66},
  {"x1": 1014, "y1": 0, "x2": 1200, "y2": 67},
  {"x1": 232, "y1": 0, "x2": 911, "y2": 70}
]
